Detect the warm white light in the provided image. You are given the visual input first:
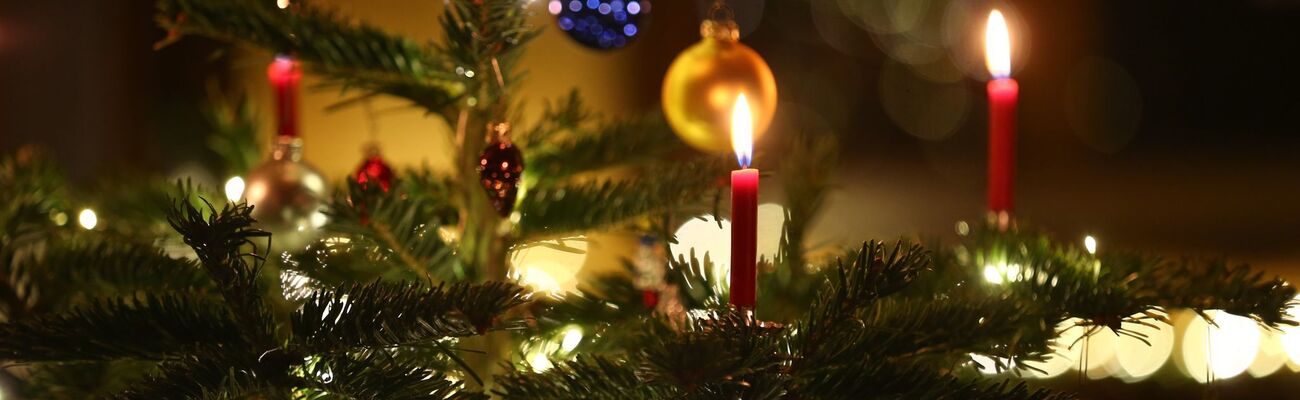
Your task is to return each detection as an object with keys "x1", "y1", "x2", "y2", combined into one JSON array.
[
  {"x1": 559, "y1": 325, "x2": 583, "y2": 353},
  {"x1": 985, "y1": 10, "x2": 1012, "y2": 79},
  {"x1": 1278, "y1": 295, "x2": 1300, "y2": 364},
  {"x1": 670, "y1": 204, "x2": 787, "y2": 288},
  {"x1": 1180, "y1": 310, "x2": 1261, "y2": 383},
  {"x1": 1084, "y1": 235, "x2": 1098, "y2": 255},
  {"x1": 224, "y1": 176, "x2": 245, "y2": 202},
  {"x1": 529, "y1": 352, "x2": 553, "y2": 372},
  {"x1": 983, "y1": 264, "x2": 1004, "y2": 284},
  {"x1": 1249, "y1": 328, "x2": 1288, "y2": 378},
  {"x1": 731, "y1": 93, "x2": 754, "y2": 168},
  {"x1": 276, "y1": 0, "x2": 290, "y2": 9},
  {"x1": 1114, "y1": 313, "x2": 1174, "y2": 382},
  {"x1": 78, "y1": 209, "x2": 98, "y2": 230},
  {"x1": 510, "y1": 239, "x2": 588, "y2": 294}
]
